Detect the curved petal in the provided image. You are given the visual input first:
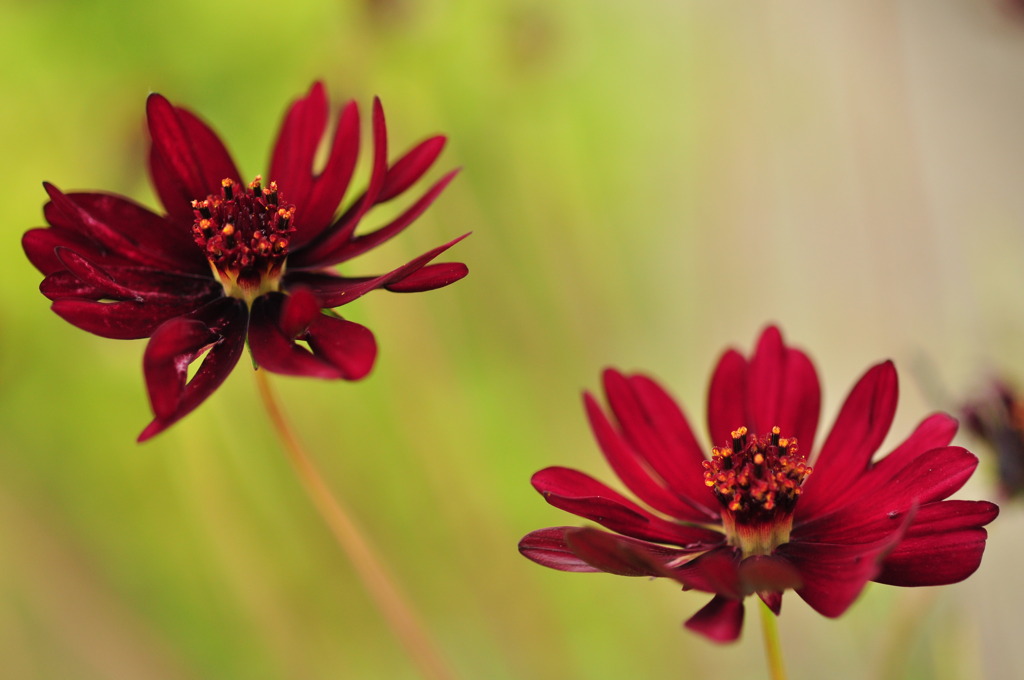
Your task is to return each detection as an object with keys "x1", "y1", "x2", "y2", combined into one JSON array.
[
  {"x1": 518, "y1": 527, "x2": 602, "y2": 573},
  {"x1": 147, "y1": 94, "x2": 241, "y2": 221},
  {"x1": 874, "y1": 500, "x2": 998, "y2": 586},
  {"x1": 268, "y1": 82, "x2": 330, "y2": 227},
  {"x1": 684, "y1": 595, "x2": 745, "y2": 643},
  {"x1": 585, "y1": 389, "x2": 716, "y2": 522},
  {"x1": 871, "y1": 412, "x2": 958, "y2": 474},
  {"x1": 301, "y1": 169, "x2": 460, "y2": 268},
  {"x1": 600, "y1": 370, "x2": 720, "y2": 521},
  {"x1": 42, "y1": 184, "x2": 201, "y2": 272},
  {"x1": 41, "y1": 251, "x2": 218, "y2": 304},
  {"x1": 798, "y1": 361, "x2": 898, "y2": 517},
  {"x1": 248, "y1": 293, "x2": 377, "y2": 380},
  {"x1": 779, "y1": 539, "x2": 895, "y2": 618},
  {"x1": 794, "y1": 446, "x2": 978, "y2": 542},
  {"x1": 383, "y1": 262, "x2": 469, "y2": 293},
  {"x1": 23, "y1": 225, "x2": 114, "y2": 276},
  {"x1": 745, "y1": 326, "x2": 822, "y2": 451},
  {"x1": 283, "y1": 233, "x2": 469, "y2": 308},
  {"x1": 707, "y1": 349, "x2": 748, "y2": 447},
  {"x1": 379, "y1": 135, "x2": 446, "y2": 202},
  {"x1": 138, "y1": 298, "x2": 247, "y2": 441},
  {"x1": 530, "y1": 467, "x2": 724, "y2": 546},
  {"x1": 563, "y1": 527, "x2": 695, "y2": 577},
  {"x1": 289, "y1": 98, "x2": 389, "y2": 266},
  {"x1": 50, "y1": 297, "x2": 214, "y2": 340}
]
